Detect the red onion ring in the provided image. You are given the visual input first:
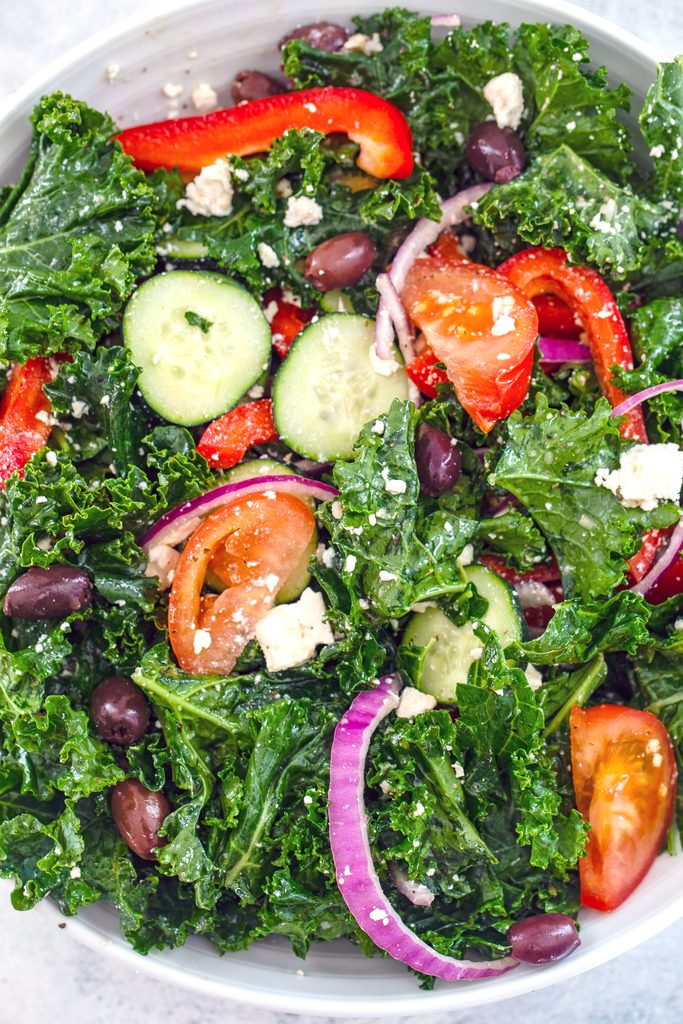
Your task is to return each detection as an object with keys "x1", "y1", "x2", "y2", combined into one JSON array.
[
  {"x1": 140, "y1": 474, "x2": 338, "y2": 553},
  {"x1": 611, "y1": 379, "x2": 683, "y2": 419},
  {"x1": 389, "y1": 863, "x2": 434, "y2": 907},
  {"x1": 373, "y1": 183, "x2": 494, "y2": 366},
  {"x1": 376, "y1": 272, "x2": 415, "y2": 363},
  {"x1": 538, "y1": 337, "x2": 592, "y2": 364},
  {"x1": 631, "y1": 517, "x2": 683, "y2": 597},
  {"x1": 329, "y1": 675, "x2": 518, "y2": 980}
]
